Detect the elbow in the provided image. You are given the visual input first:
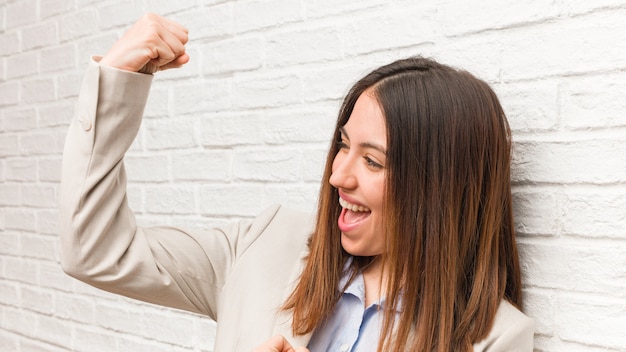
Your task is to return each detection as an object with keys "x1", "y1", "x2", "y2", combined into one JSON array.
[{"x1": 60, "y1": 247, "x2": 89, "y2": 282}]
